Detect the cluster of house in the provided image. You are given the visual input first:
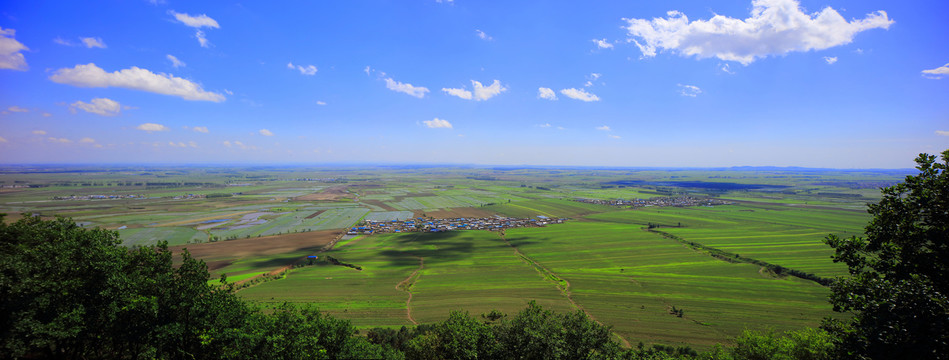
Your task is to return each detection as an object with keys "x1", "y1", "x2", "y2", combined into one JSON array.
[
  {"x1": 347, "y1": 216, "x2": 567, "y2": 235},
  {"x1": 575, "y1": 196, "x2": 733, "y2": 208},
  {"x1": 52, "y1": 194, "x2": 146, "y2": 201}
]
